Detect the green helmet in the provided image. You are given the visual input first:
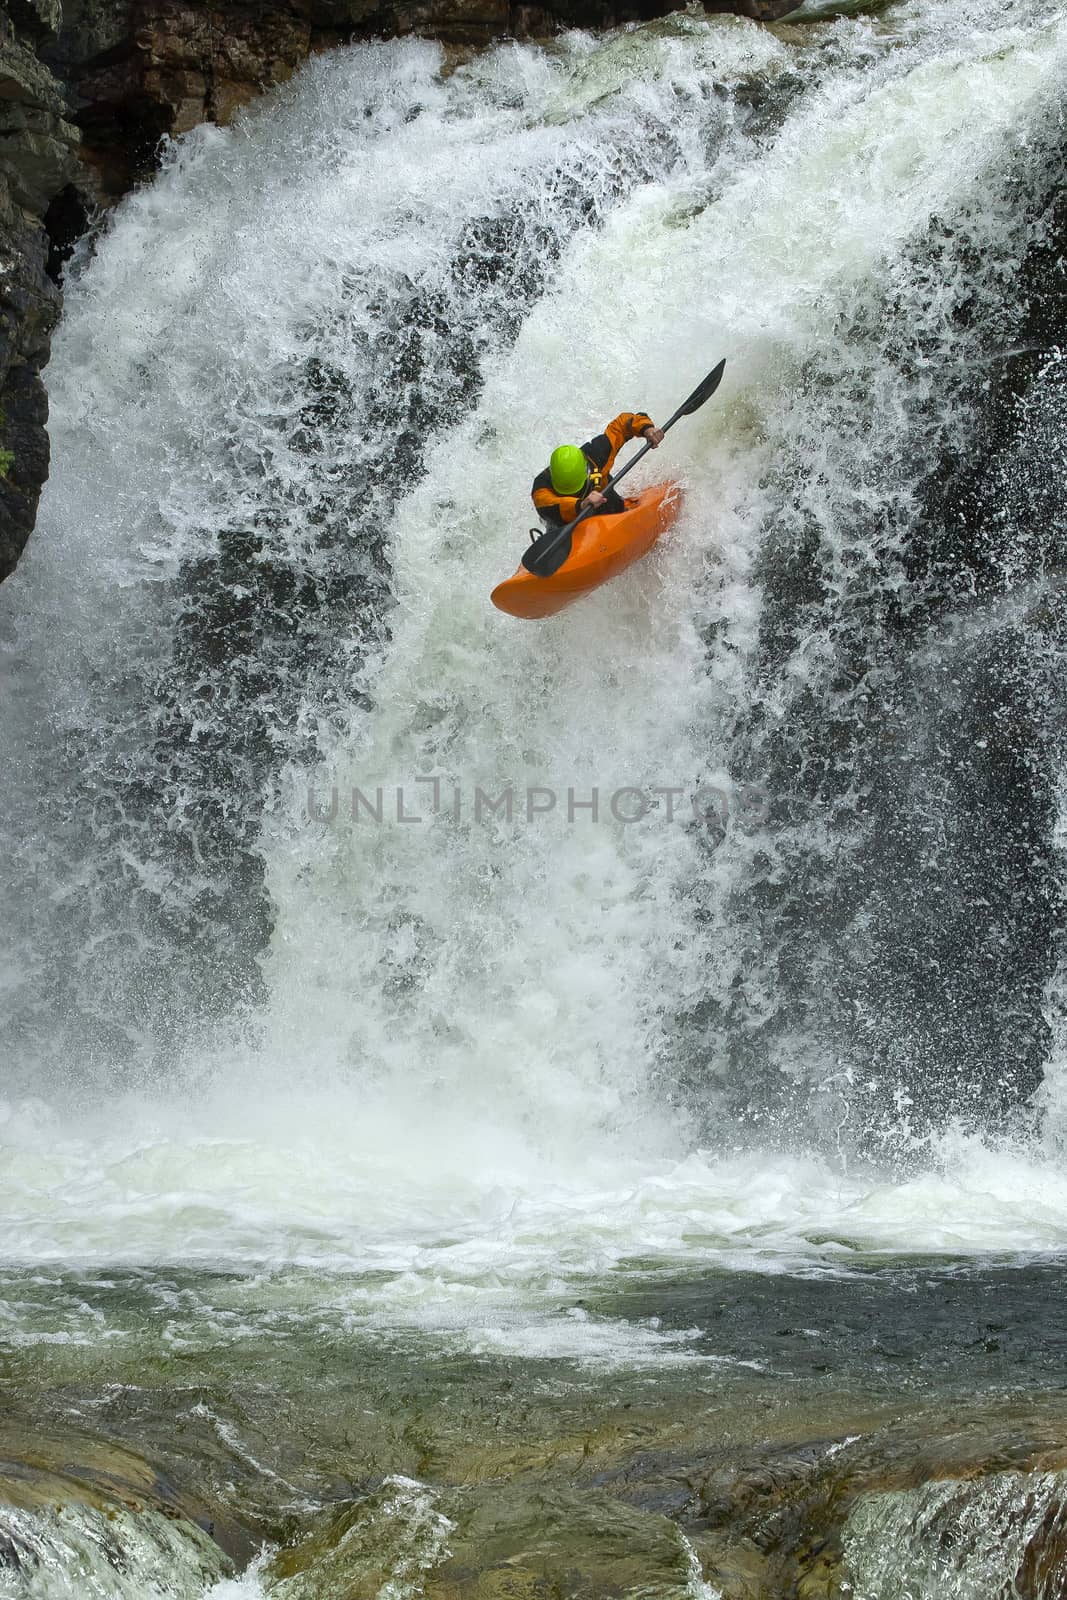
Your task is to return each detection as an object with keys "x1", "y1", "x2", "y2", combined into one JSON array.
[{"x1": 549, "y1": 444, "x2": 588, "y2": 496}]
